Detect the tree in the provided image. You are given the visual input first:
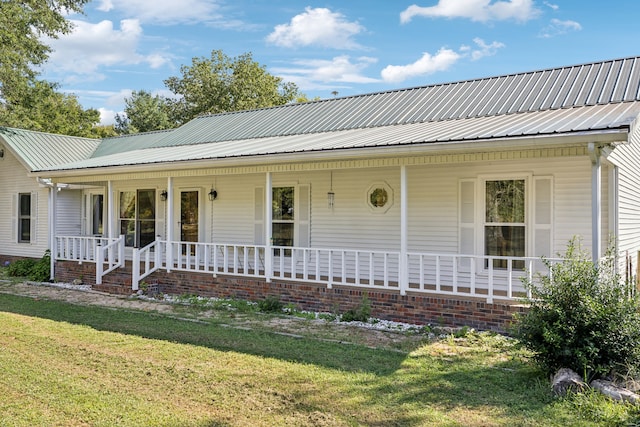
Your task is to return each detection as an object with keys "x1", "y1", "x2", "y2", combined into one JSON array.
[
  {"x1": 0, "y1": 0, "x2": 108, "y2": 137},
  {"x1": 0, "y1": 0, "x2": 88, "y2": 100},
  {"x1": 0, "y1": 80, "x2": 105, "y2": 138},
  {"x1": 115, "y1": 90, "x2": 174, "y2": 134},
  {"x1": 164, "y1": 50, "x2": 301, "y2": 124}
]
